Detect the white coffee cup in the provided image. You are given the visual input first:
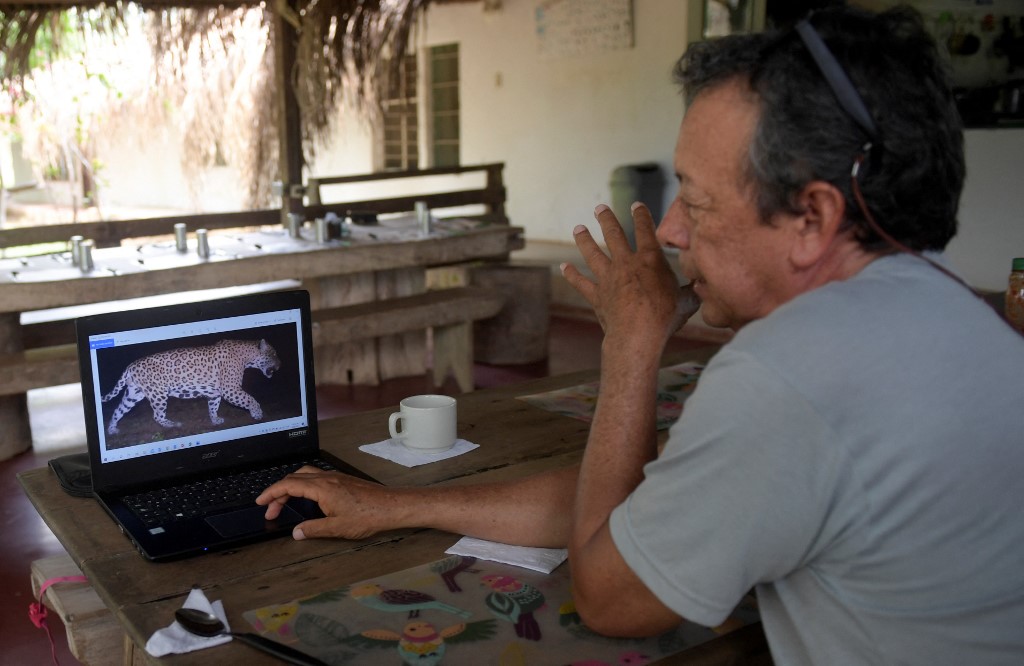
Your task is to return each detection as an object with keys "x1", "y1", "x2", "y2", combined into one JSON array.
[{"x1": 388, "y1": 395, "x2": 457, "y2": 451}]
